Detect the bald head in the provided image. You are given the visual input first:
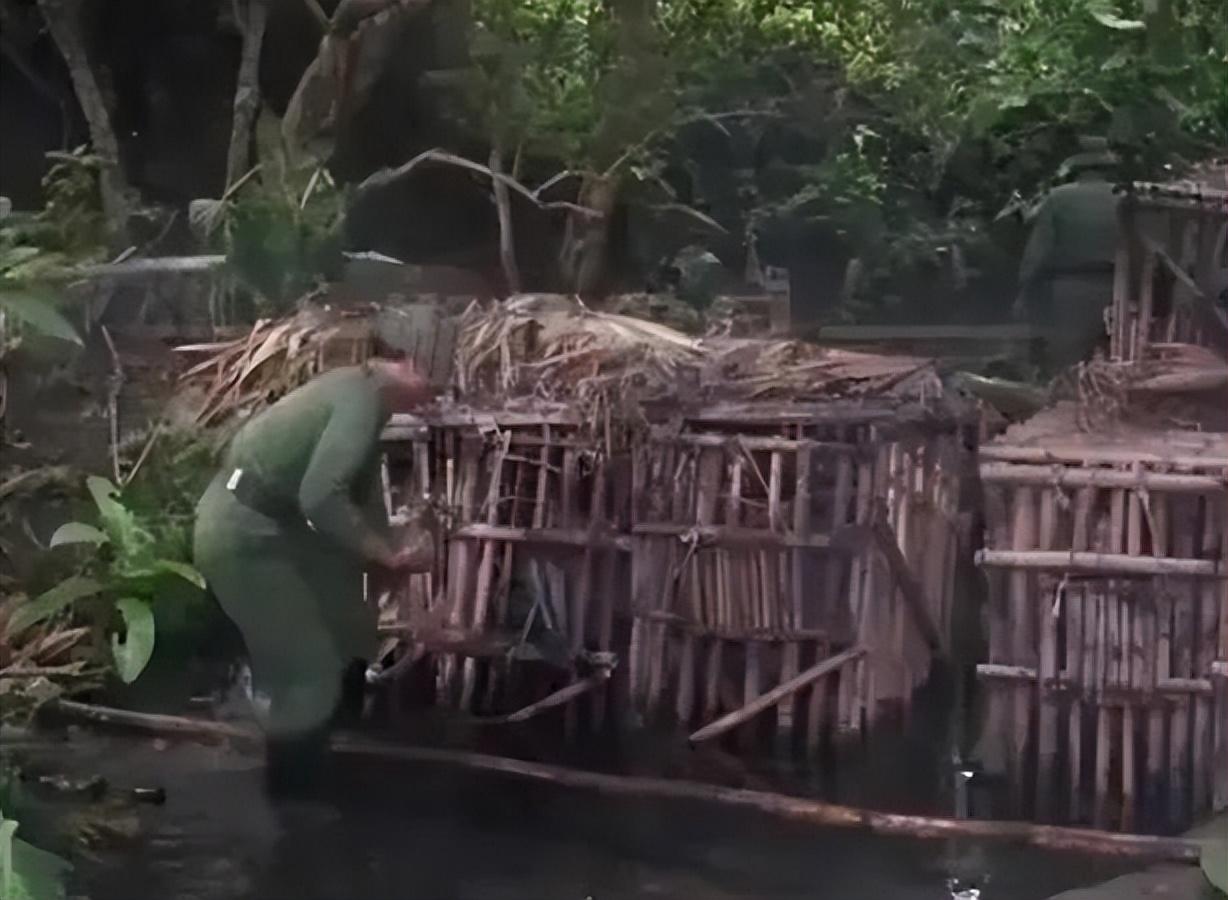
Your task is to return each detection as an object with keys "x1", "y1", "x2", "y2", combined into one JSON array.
[{"x1": 370, "y1": 357, "x2": 432, "y2": 412}]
